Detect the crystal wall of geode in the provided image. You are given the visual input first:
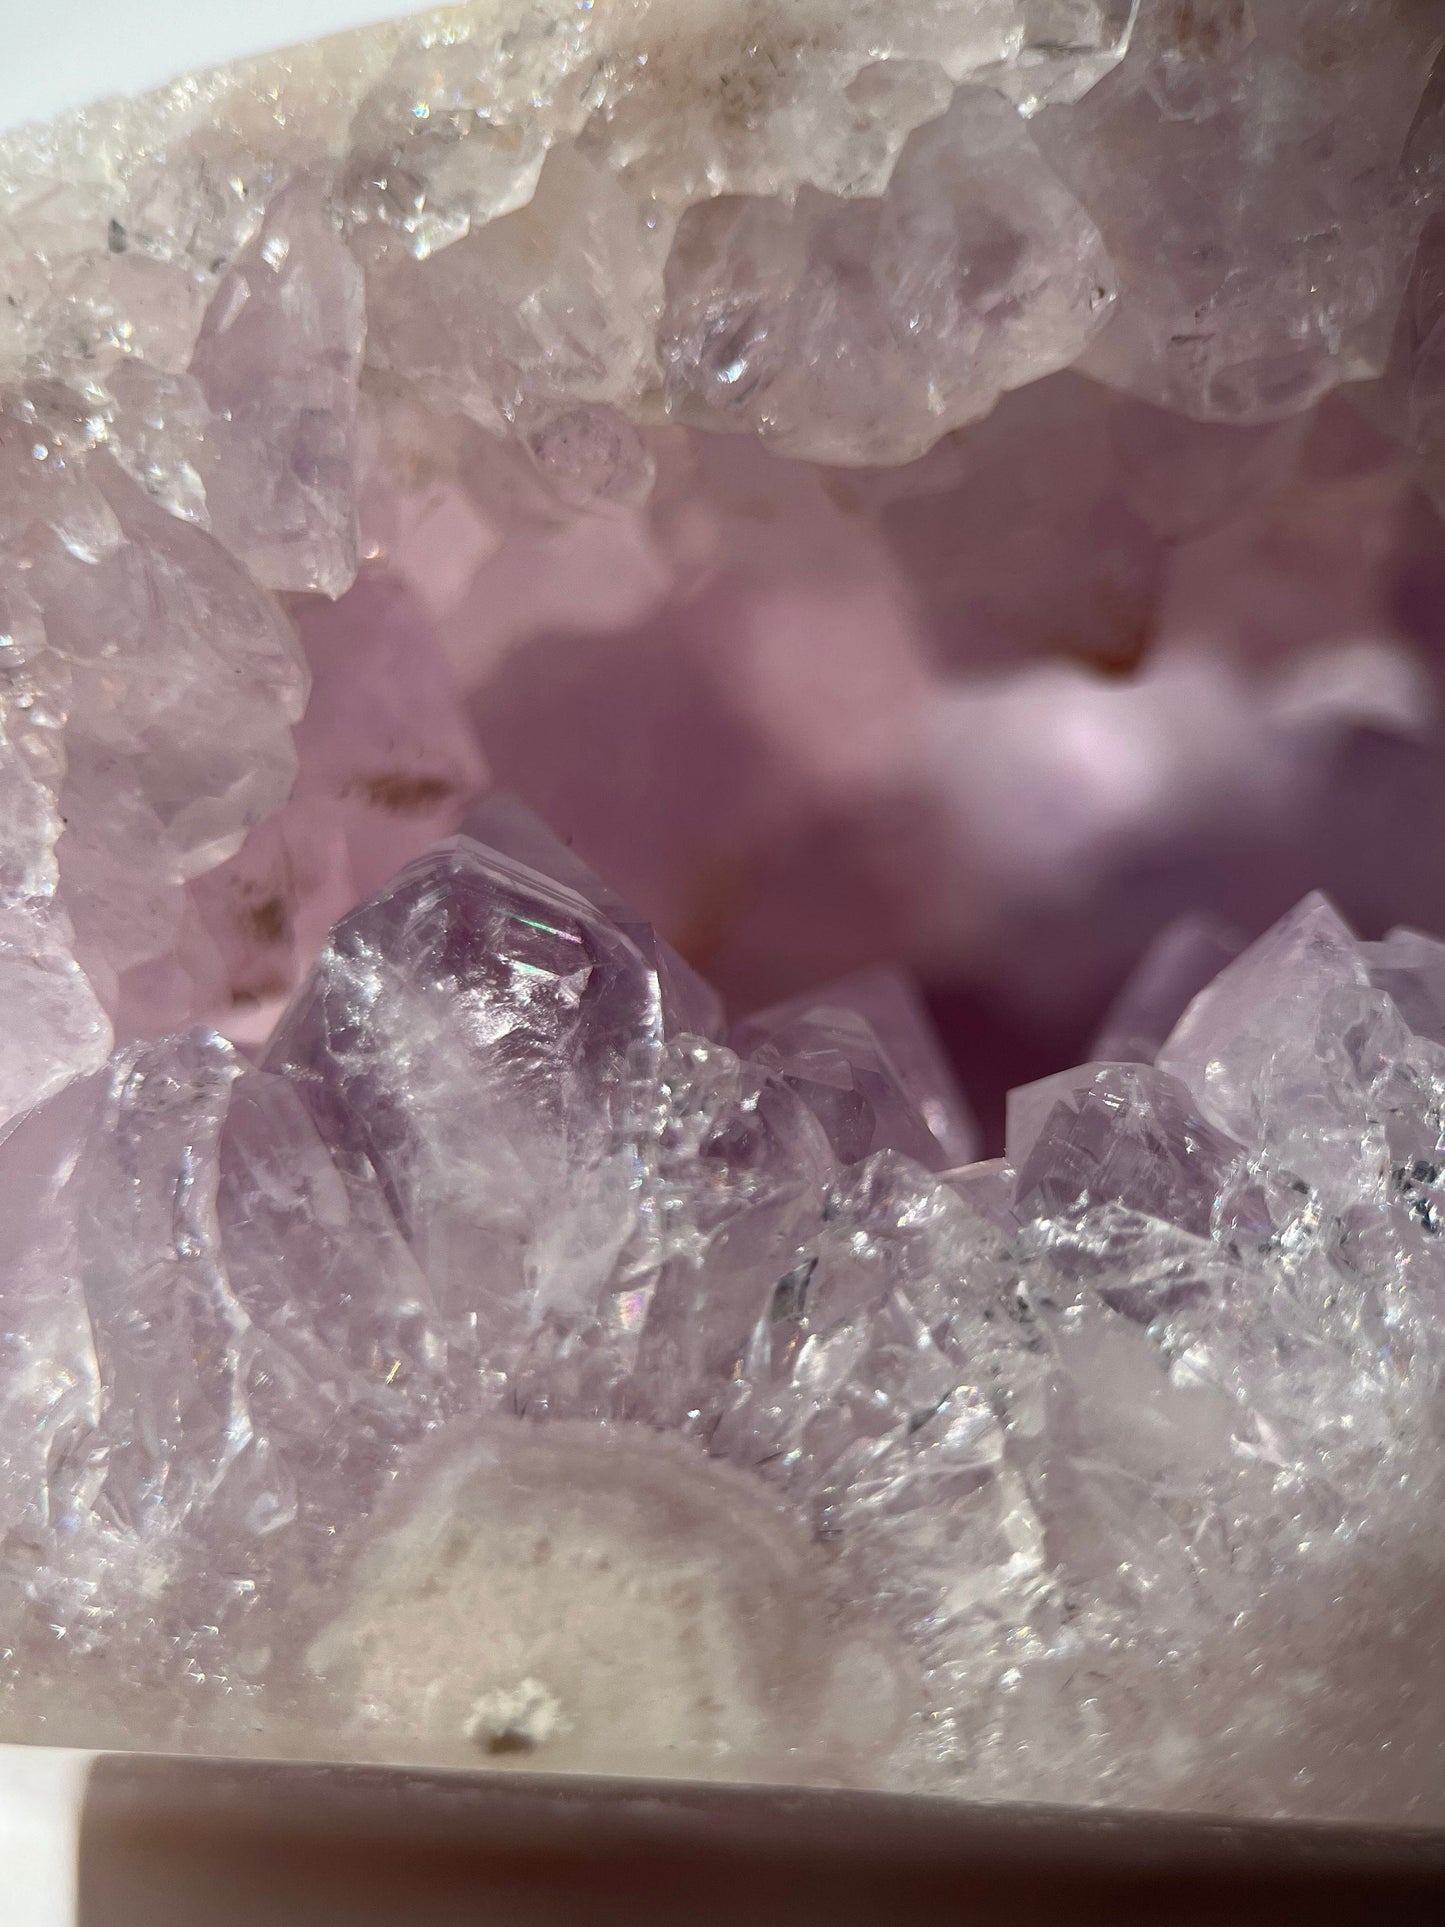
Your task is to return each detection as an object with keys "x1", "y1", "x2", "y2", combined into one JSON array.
[
  {"x1": 0, "y1": 0, "x2": 1438, "y2": 1111},
  {"x1": 0, "y1": 0, "x2": 1442, "y2": 1825}
]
